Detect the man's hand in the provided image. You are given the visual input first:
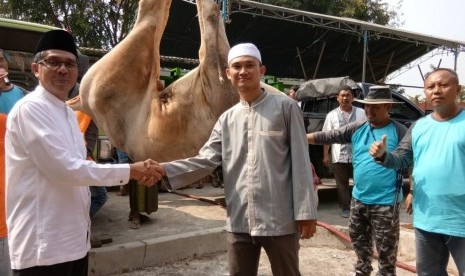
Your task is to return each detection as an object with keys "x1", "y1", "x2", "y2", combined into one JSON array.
[
  {"x1": 369, "y1": 134, "x2": 387, "y2": 158},
  {"x1": 0, "y1": 68, "x2": 8, "y2": 79},
  {"x1": 129, "y1": 159, "x2": 164, "y2": 187},
  {"x1": 322, "y1": 145, "x2": 330, "y2": 167},
  {"x1": 405, "y1": 193, "x2": 413, "y2": 215},
  {"x1": 0, "y1": 68, "x2": 9, "y2": 88},
  {"x1": 322, "y1": 155, "x2": 330, "y2": 167},
  {"x1": 298, "y1": 219, "x2": 317, "y2": 239}
]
